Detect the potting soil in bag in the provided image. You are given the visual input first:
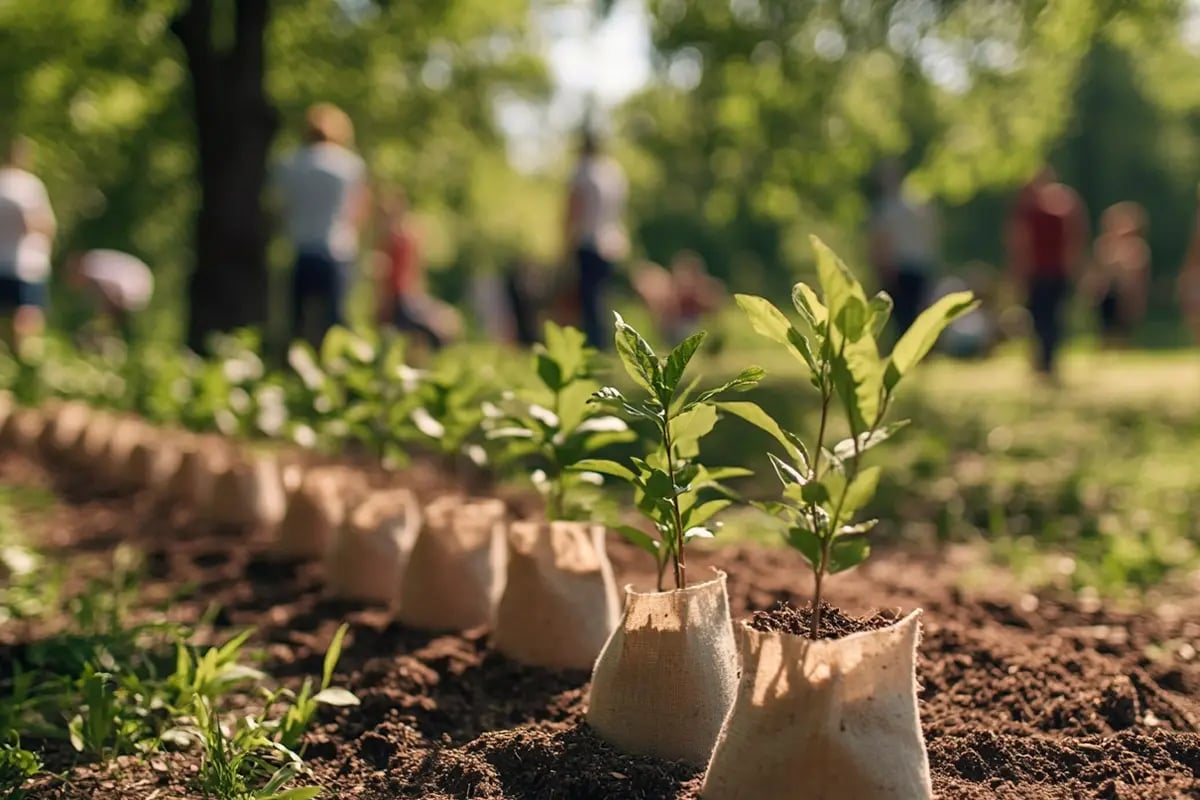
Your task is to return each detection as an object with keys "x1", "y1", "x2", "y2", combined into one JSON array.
[
  {"x1": 396, "y1": 495, "x2": 506, "y2": 631},
  {"x1": 276, "y1": 466, "x2": 365, "y2": 560},
  {"x1": 325, "y1": 487, "x2": 420, "y2": 605},
  {"x1": 587, "y1": 570, "x2": 738, "y2": 765},
  {"x1": 701, "y1": 610, "x2": 931, "y2": 800},
  {"x1": 492, "y1": 520, "x2": 620, "y2": 670}
]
